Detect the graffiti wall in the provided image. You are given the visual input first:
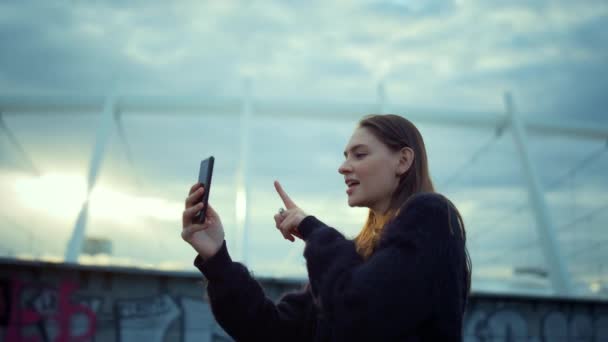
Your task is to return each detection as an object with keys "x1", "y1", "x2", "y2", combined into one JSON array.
[
  {"x1": 0, "y1": 258, "x2": 300, "y2": 342},
  {"x1": 1, "y1": 258, "x2": 606, "y2": 341},
  {"x1": 465, "y1": 294, "x2": 608, "y2": 341}
]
